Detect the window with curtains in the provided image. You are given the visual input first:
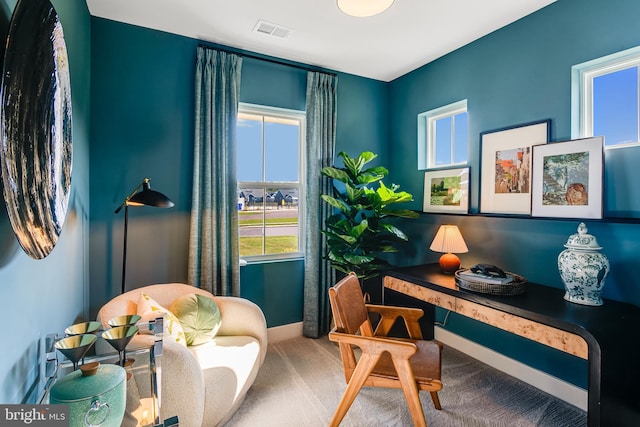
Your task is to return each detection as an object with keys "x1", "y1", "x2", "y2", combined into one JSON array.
[
  {"x1": 417, "y1": 99, "x2": 468, "y2": 169},
  {"x1": 237, "y1": 103, "x2": 306, "y2": 260},
  {"x1": 572, "y1": 46, "x2": 640, "y2": 149}
]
